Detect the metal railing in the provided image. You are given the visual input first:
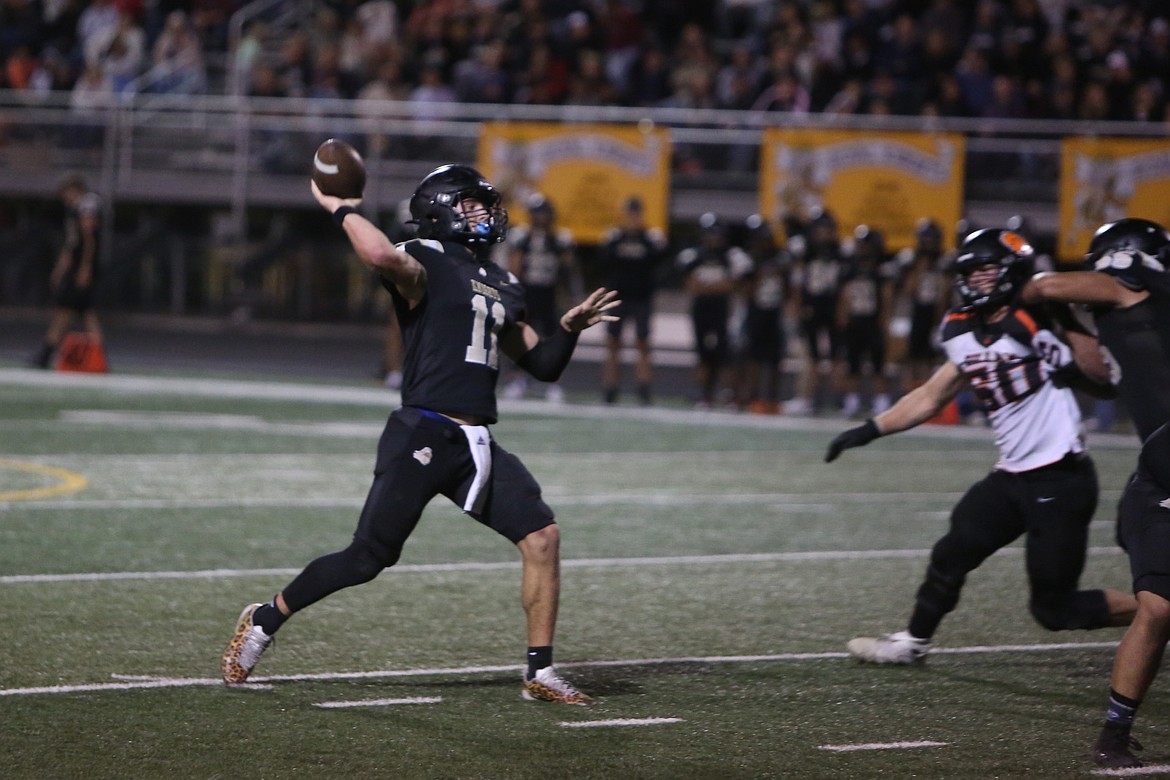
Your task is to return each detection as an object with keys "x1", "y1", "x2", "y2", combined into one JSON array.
[
  {"x1": 0, "y1": 90, "x2": 1164, "y2": 315},
  {"x1": 4, "y1": 90, "x2": 1164, "y2": 216}
]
